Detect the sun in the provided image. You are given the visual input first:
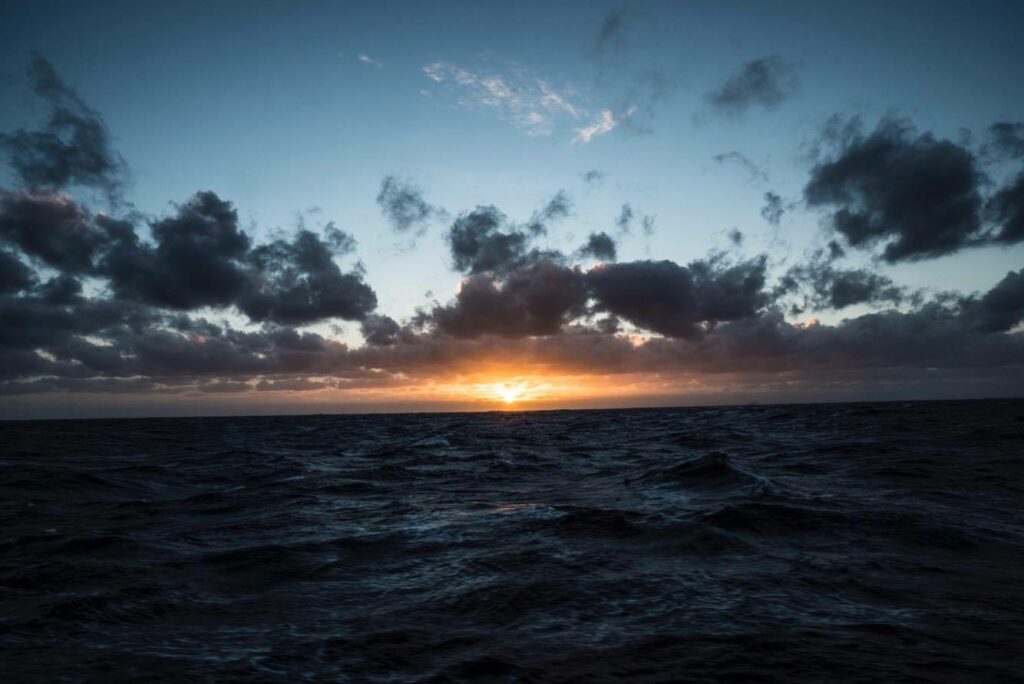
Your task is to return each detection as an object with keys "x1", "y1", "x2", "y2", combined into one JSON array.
[{"x1": 494, "y1": 382, "x2": 525, "y2": 404}]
